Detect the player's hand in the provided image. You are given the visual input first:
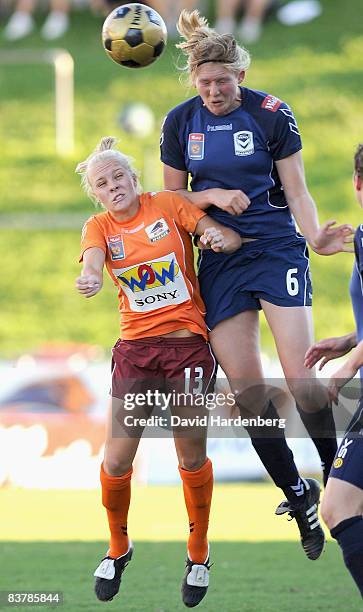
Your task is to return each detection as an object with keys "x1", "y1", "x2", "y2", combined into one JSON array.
[
  {"x1": 210, "y1": 188, "x2": 250, "y2": 216},
  {"x1": 76, "y1": 274, "x2": 103, "y2": 298},
  {"x1": 304, "y1": 336, "x2": 354, "y2": 370},
  {"x1": 328, "y1": 362, "x2": 358, "y2": 405},
  {"x1": 199, "y1": 227, "x2": 226, "y2": 252},
  {"x1": 312, "y1": 221, "x2": 354, "y2": 256}
]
